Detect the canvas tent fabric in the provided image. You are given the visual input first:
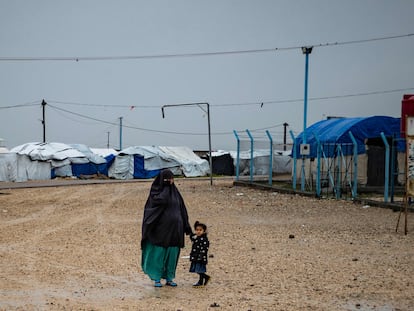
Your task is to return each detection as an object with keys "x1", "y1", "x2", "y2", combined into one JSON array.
[
  {"x1": 108, "y1": 146, "x2": 178, "y2": 180},
  {"x1": 227, "y1": 149, "x2": 292, "y2": 176},
  {"x1": 119, "y1": 146, "x2": 210, "y2": 177},
  {"x1": 90, "y1": 148, "x2": 119, "y2": 158},
  {"x1": 12, "y1": 142, "x2": 83, "y2": 178},
  {"x1": 70, "y1": 144, "x2": 108, "y2": 176},
  {"x1": 273, "y1": 150, "x2": 293, "y2": 174},
  {"x1": 0, "y1": 153, "x2": 51, "y2": 182},
  {"x1": 120, "y1": 146, "x2": 181, "y2": 171},
  {"x1": 158, "y1": 146, "x2": 210, "y2": 177},
  {"x1": 11, "y1": 142, "x2": 87, "y2": 166},
  {"x1": 108, "y1": 146, "x2": 209, "y2": 179},
  {"x1": 294, "y1": 116, "x2": 401, "y2": 158},
  {"x1": 108, "y1": 154, "x2": 135, "y2": 180},
  {"x1": 10, "y1": 142, "x2": 107, "y2": 178},
  {"x1": 70, "y1": 144, "x2": 107, "y2": 165},
  {"x1": 229, "y1": 149, "x2": 271, "y2": 175},
  {"x1": 90, "y1": 148, "x2": 119, "y2": 176},
  {"x1": 0, "y1": 153, "x2": 19, "y2": 181}
]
